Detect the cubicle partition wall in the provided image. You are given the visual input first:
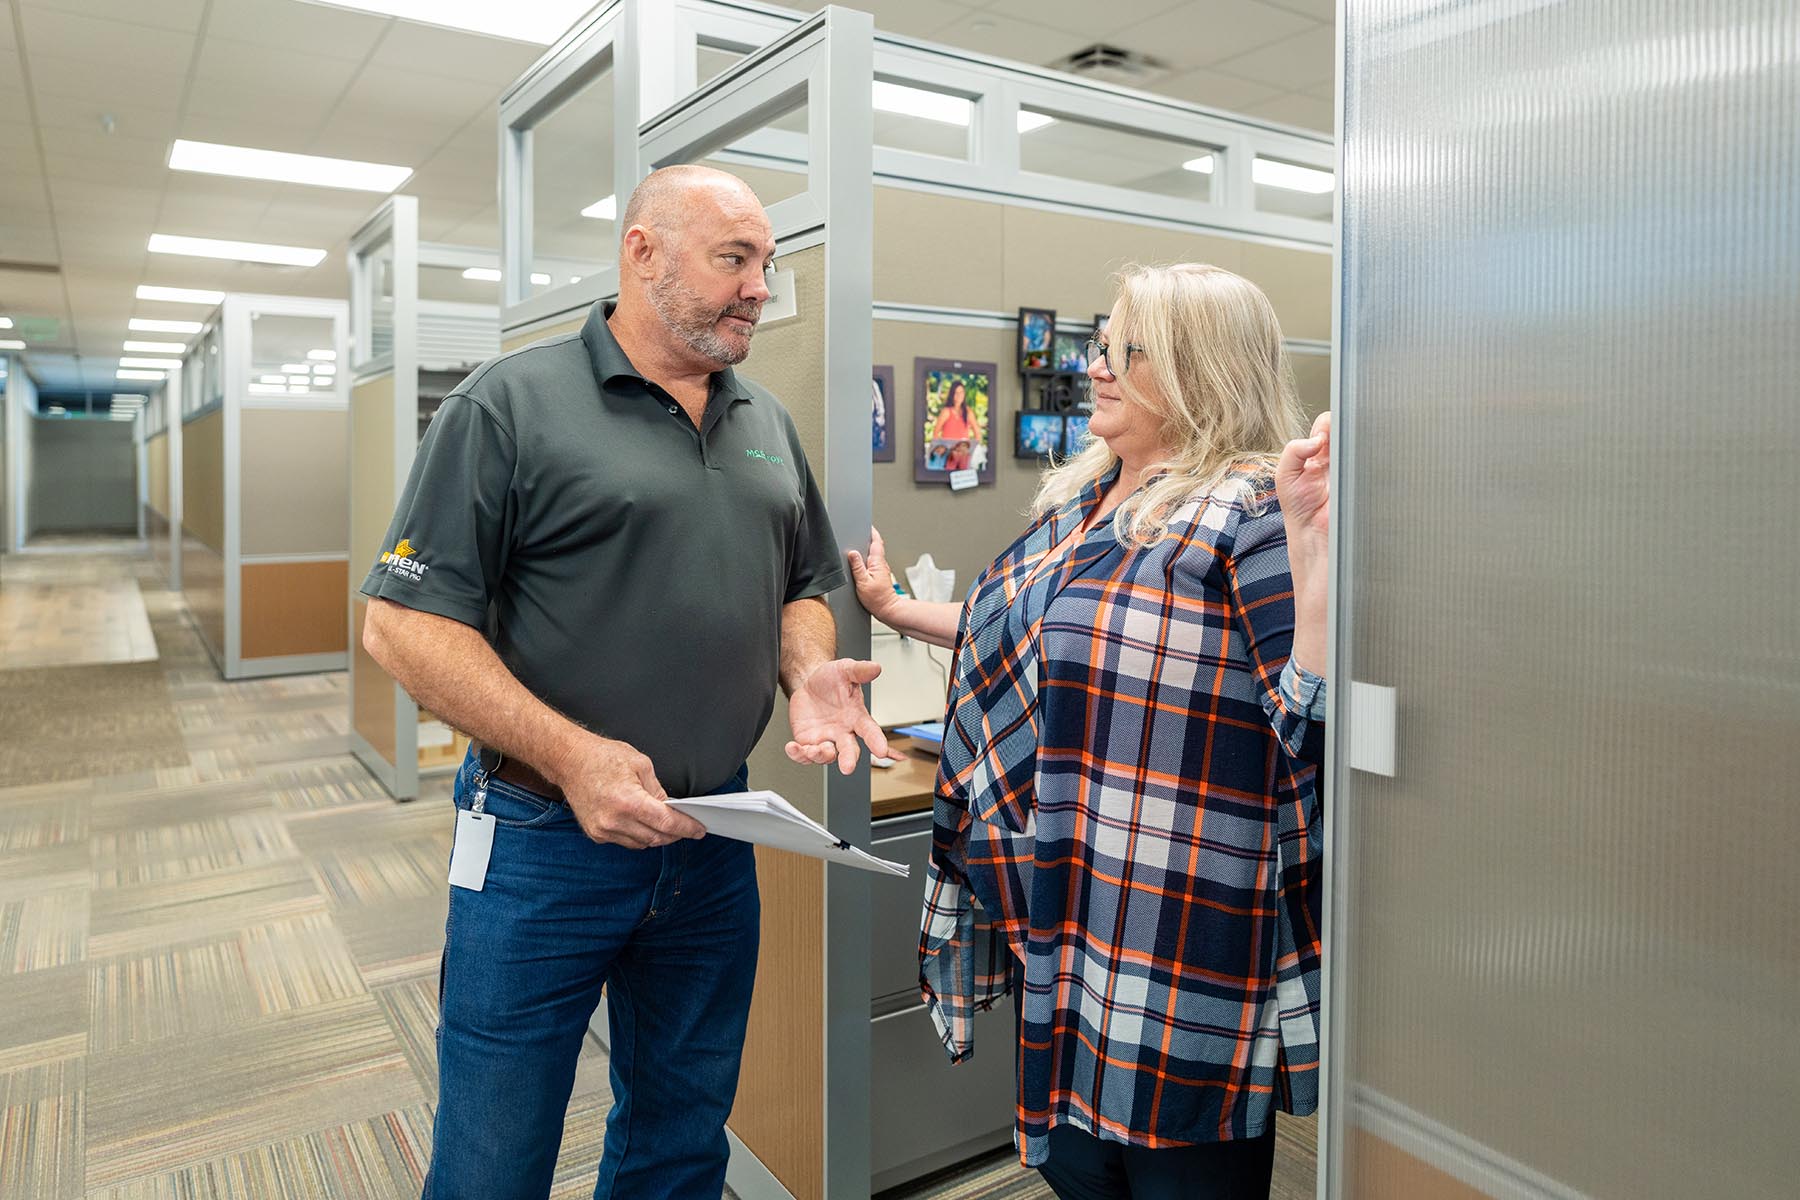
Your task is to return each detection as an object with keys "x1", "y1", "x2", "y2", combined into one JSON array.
[
  {"x1": 141, "y1": 367, "x2": 181, "y2": 589},
  {"x1": 176, "y1": 294, "x2": 351, "y2": 680},
  {"x1": 492, "y1": 2, "x2": 1335, "y2": 1196},
  {"x1": 347, "y1": 197, "x2": 504, "y2": 800}
]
